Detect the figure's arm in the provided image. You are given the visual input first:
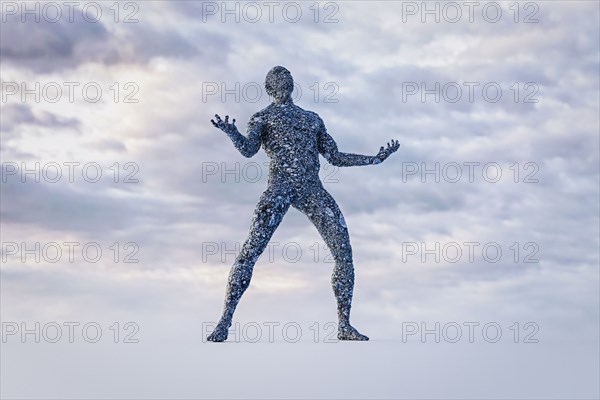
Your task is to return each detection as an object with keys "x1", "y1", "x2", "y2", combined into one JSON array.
[
  {"x1": 211, "y1": 113, "x2": 263, "y2": 158},
  {"x1": 317, "y1": 118, "x2": 399, "y2": 167}
]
